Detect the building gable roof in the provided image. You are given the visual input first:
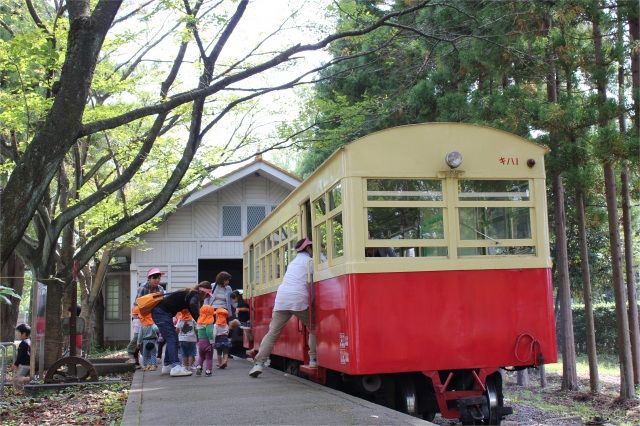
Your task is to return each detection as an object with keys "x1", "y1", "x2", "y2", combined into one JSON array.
[{"x1": 181, "y1": 157, "x2": 301, "y2": 206}]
